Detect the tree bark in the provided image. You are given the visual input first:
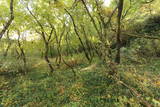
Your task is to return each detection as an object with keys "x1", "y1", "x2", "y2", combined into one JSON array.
[
  {"x1": 115, "y1": 0, "x2": 124, "y2": 64},
  {"x1": 17, "y1": 30, "x2": 27, "y2": 73},
  {"x1": 3, "y1": 30, "x2": 12, "y2": 57},
  {"x1": 65, "y1": 9, "x2": 92, "y2": 62},
  {"x1": 0, "y1": 0, "x2": 14, "y2": 39},
  {"x1": 27, "y1": 7, "x2": 55, "y2": 72}
]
